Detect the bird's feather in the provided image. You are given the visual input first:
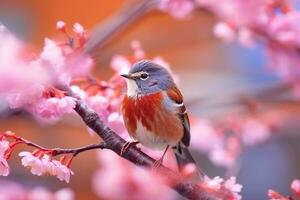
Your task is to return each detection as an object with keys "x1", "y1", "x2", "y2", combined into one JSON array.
[{"x1": 166, "y1": 86, "x2": 190, "y2": 146}]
